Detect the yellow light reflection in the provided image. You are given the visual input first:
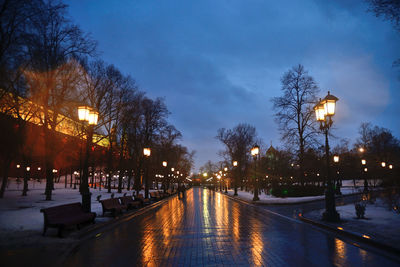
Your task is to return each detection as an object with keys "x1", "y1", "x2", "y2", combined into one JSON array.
[{"x1": 334, "y1": 238, "x2": 346, "y2": 265}]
